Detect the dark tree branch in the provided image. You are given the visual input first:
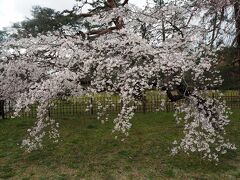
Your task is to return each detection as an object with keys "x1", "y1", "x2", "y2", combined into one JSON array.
[
  {"x1": 165, "y1": 82, "x2": 193, "y2": 102},
  {"x1": 122, "y1": 0, "x2": 129, "y2": 6},
  {"x1": 166, "y1": 20, "x2": 184, "y2": 38}
]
